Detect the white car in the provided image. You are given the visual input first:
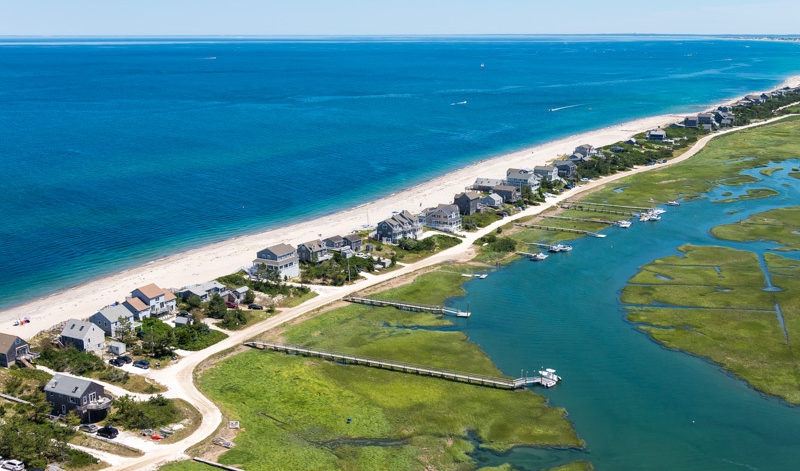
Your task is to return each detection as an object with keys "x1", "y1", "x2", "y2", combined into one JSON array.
[{"x1": 1, "y1": 460, "x2": 25, "y2": 471}]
